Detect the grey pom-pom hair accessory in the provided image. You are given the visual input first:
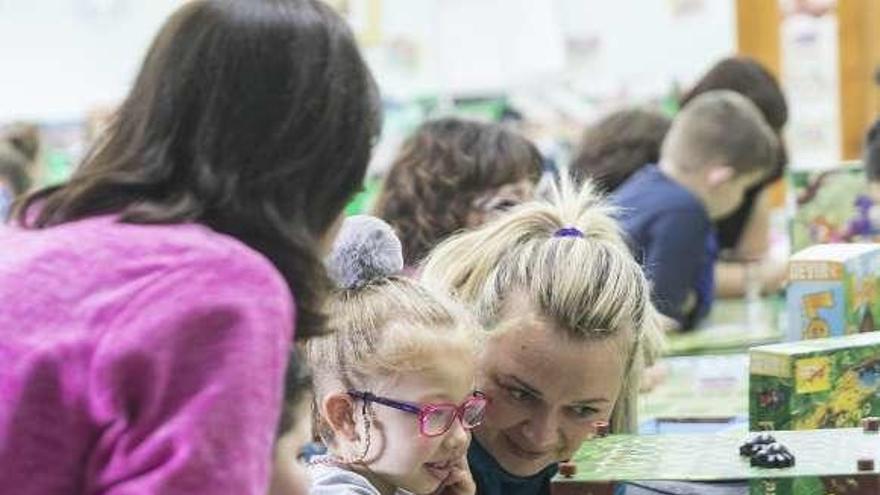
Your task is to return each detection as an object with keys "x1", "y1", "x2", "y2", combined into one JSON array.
[{"x1": 327, "y1": 215, "x2": 405, "y2": 289}]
